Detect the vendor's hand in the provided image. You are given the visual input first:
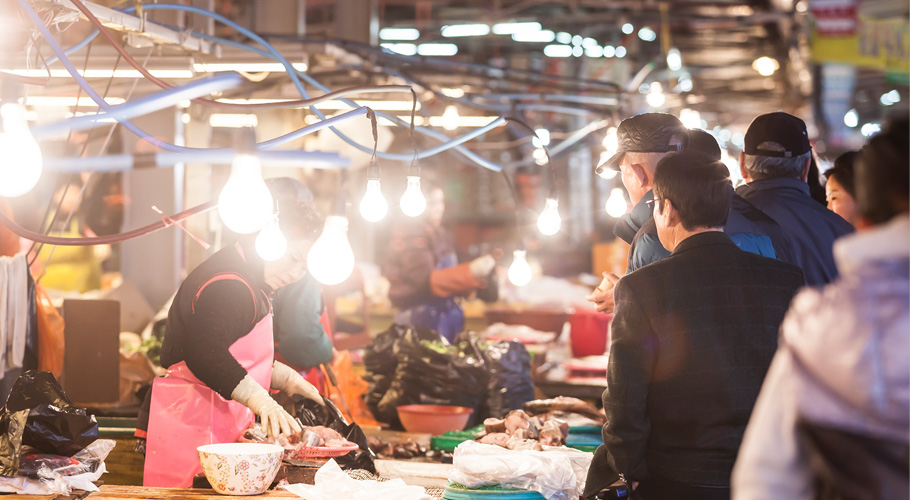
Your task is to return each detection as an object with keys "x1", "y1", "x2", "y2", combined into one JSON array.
[
  {"x1": 585, "y1": 272, "x2": 620, "y2": 314},
  {"x1": 272, "y1": 361, "x2": 325, "y2": 405},
  {"x1": 469, "y1": 254, "x2": 496, "y2": 279},
  {"x1": 231, "y1": 375, "x2": 302, "y2": 438}
]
